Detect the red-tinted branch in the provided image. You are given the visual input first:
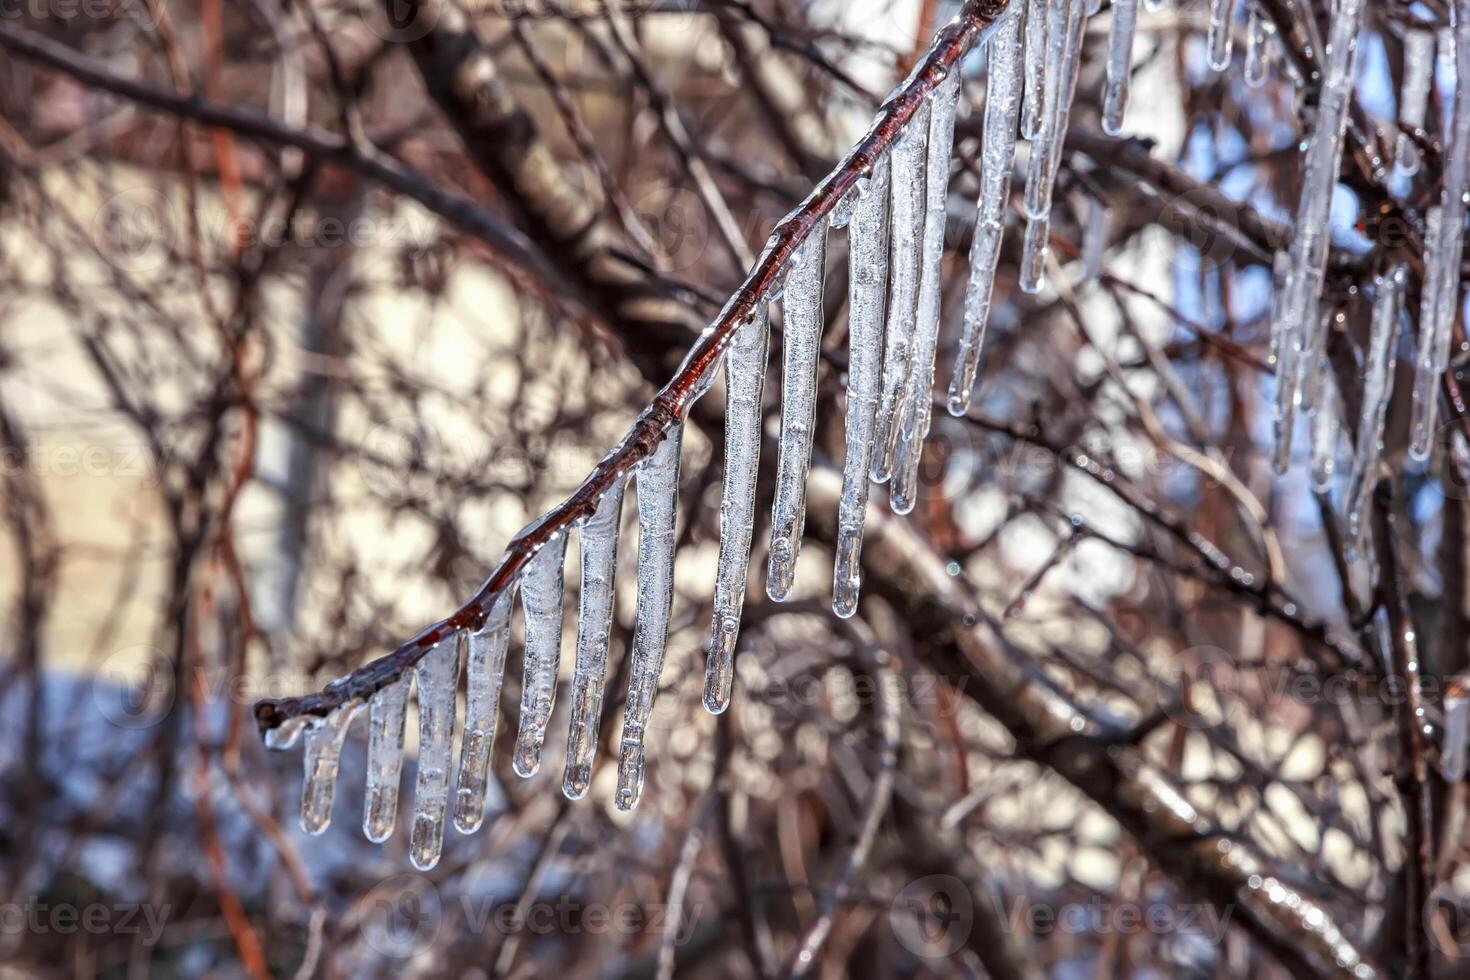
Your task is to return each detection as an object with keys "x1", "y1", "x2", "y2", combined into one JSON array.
[{"x1": 251, "y1": 0, "x2": 1016, "y2": 734}]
